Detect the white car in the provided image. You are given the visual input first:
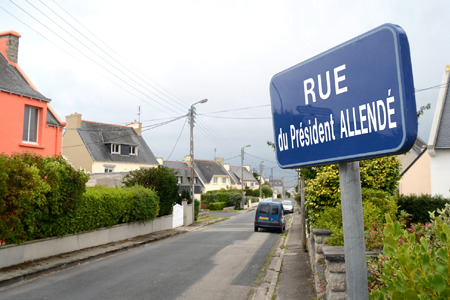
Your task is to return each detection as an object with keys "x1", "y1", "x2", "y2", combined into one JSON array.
[{"x1": 282, "y1": 199, "x2": 294, "y2": 214}]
